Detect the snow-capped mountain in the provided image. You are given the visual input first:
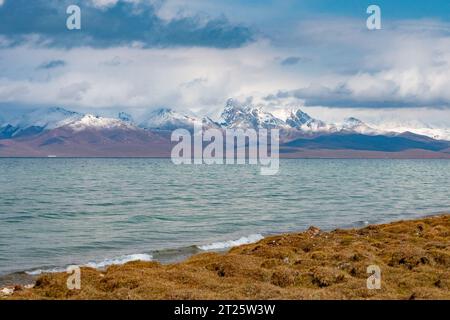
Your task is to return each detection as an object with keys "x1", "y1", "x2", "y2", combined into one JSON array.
[
  {"x1": 13, "y1": 107, "x2": 82, "y2": 129},
  {"x1": 371, "y1": 121, "x2": 450, "y2": 141},
  {"x1": 220, "y1": 99, "x2": 287, "y2": 129},
  {"x1": 218, "y1": 100, "x2": 384, "y2": 135},
  {"x1": 217, "y1": 100, "x2": 385, "y2": 136},
  {"x1": 66, "y1": 114, "x2": 136, "y2": 132},
  {"x1": 285, "y1": 109, "x2": 333, "y2": 132},
  {"x1": 338, "y1": 117, "x2": 381, "y2": 135},
  {"x1": 1, "y1": 104, "x2": 449, "y2": 143},
  {"x1": 202, "y1": 116, "x2": 222, "y2": 129},
  {"x1": 139, "y1": 108, "x2": 202, "y2": 131},
  {"x1": 0, "y1": 102, "x2": 449, "y2": 157},
  {"x1": 405, "y1": 128, "x2": 450, "y2": 141},
  {"x1": 0, "y1": 107, "x2": 83, "y2": 138},
  {"x1": 0, "y1": 108, "x2": 142, "y2": 139},
  {"x1": 3, "y1": 102, "x2": 447, "y2": 141}
]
